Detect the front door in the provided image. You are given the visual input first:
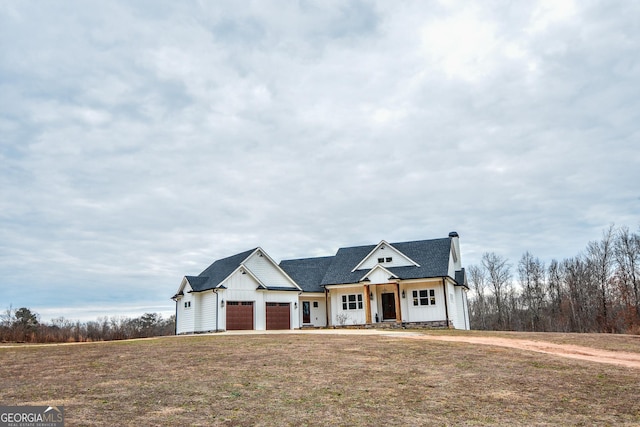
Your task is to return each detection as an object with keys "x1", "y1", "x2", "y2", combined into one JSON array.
[
  {"x1": 381, "y1": 293, "x2": 396, "y2": 320},
  {"x1": 302, "y1": 301, "x2": 311, "y2": 324}
]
